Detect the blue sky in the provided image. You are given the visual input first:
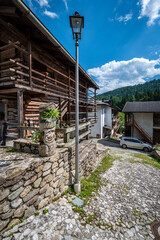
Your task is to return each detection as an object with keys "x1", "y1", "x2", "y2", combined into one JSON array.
[{"x1": 24, "y1": 0, "x2": 160, "y2": 93}]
